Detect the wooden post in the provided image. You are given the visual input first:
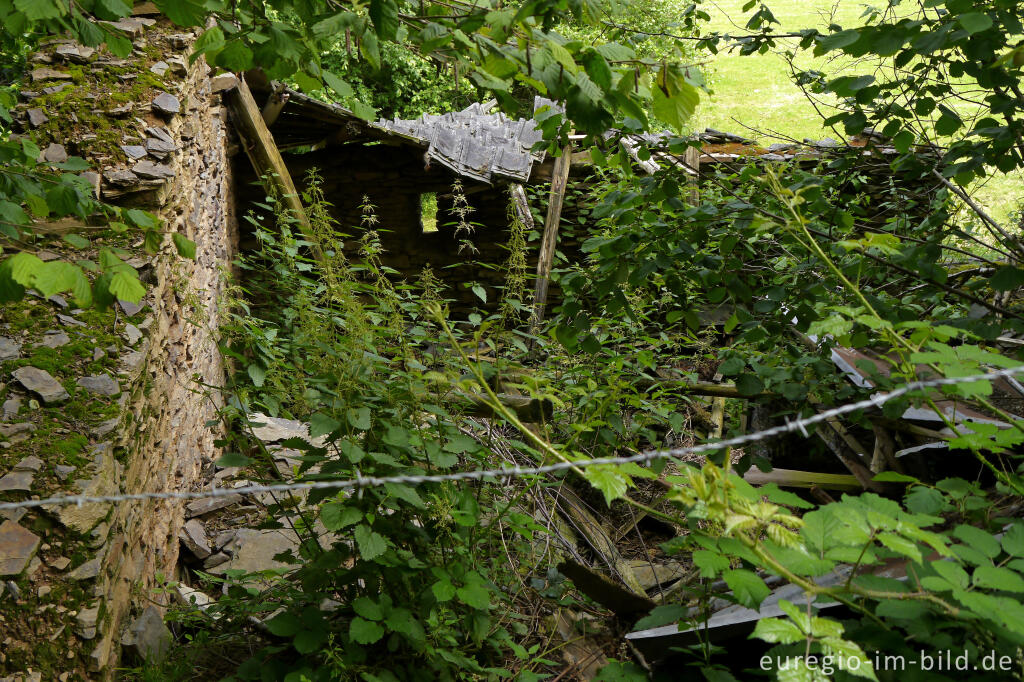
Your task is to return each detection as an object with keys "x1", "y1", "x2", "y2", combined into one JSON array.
[
  {"x1": 260, "y1": 82, "x2": 290, "y2": 126},
  {"x1": 684, "y1": 144, "x2": 700, "y2": 204},
  {"x1": 510, "y1": 184, "x2": 533, "y2": 232},
  {"x1": 223, "y1": 74, "x2": 321, "y2": 260},
  {"x1": 531, "y1": 143, "x2": 572, "y2": 327}
]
